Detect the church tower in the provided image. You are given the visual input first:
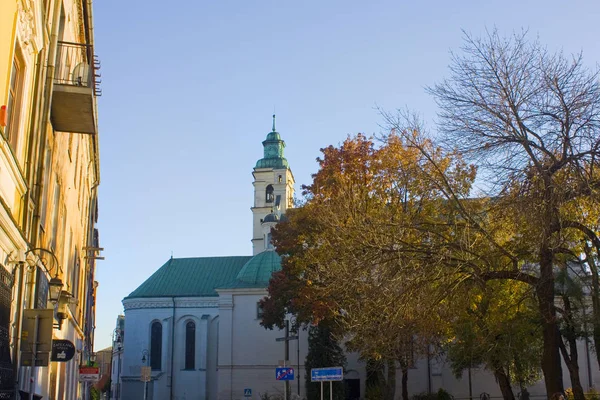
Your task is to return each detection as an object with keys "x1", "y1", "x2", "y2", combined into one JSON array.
[{"x1": 251, "y1": 115, "x2": 295, "y2": 255}]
